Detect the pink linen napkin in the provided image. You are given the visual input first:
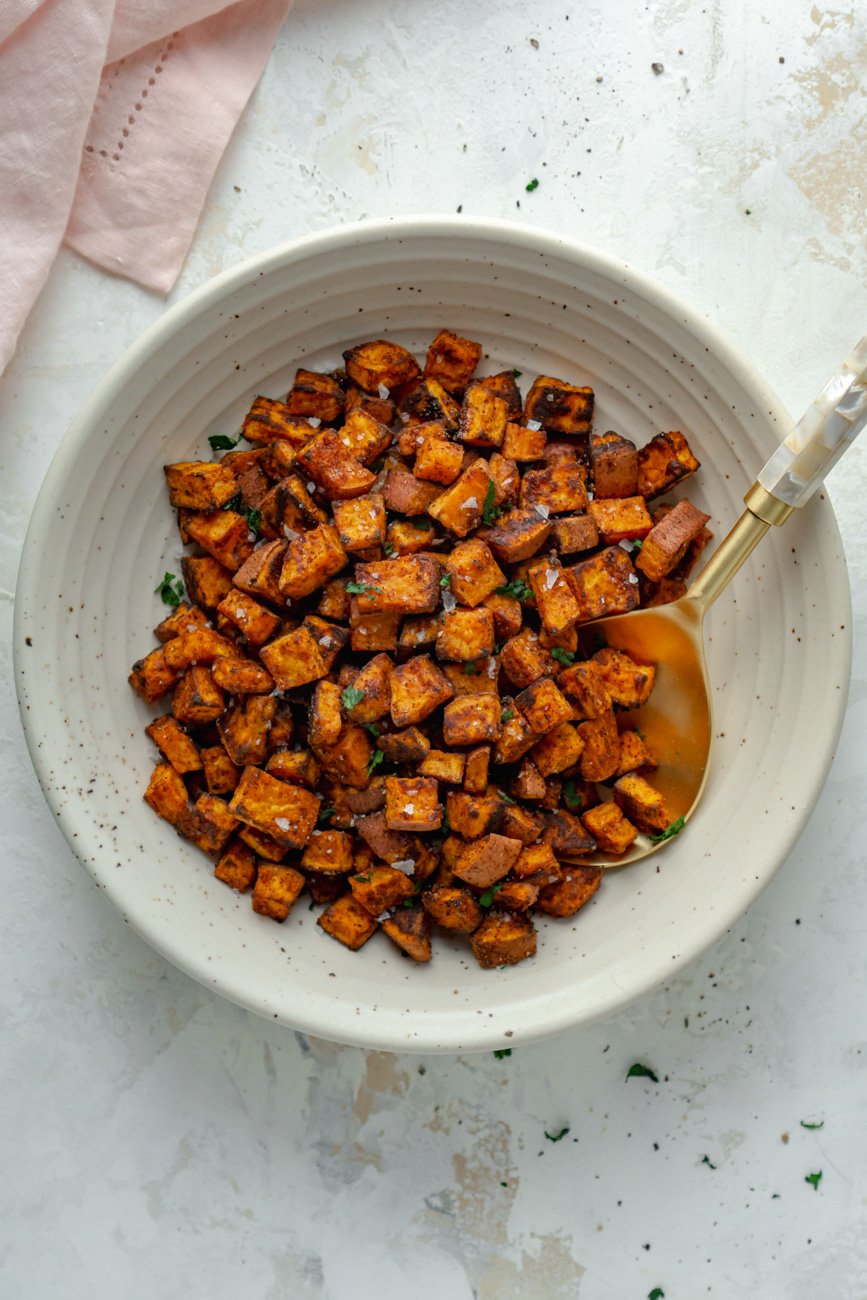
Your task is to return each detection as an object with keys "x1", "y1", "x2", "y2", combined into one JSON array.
[{"x1": 0, "y1": 0, "x2": 292, "y2": 377}]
